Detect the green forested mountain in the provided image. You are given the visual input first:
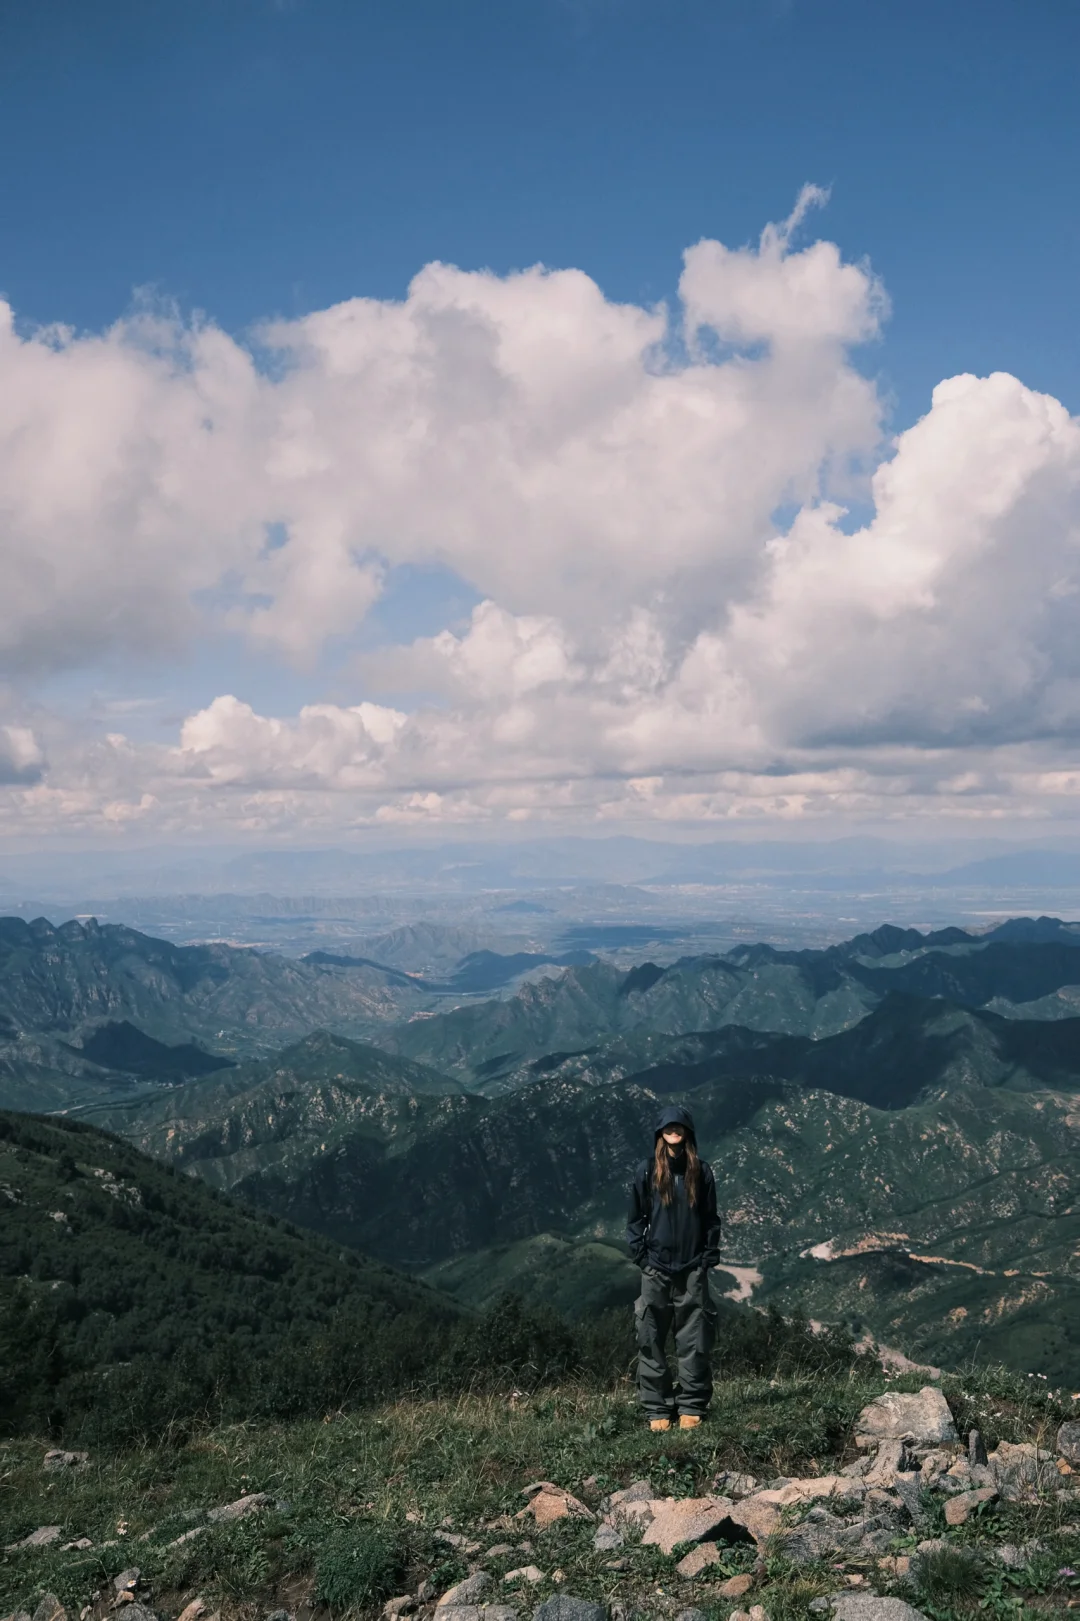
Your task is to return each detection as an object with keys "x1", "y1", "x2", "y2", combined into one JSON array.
[
  {"x1": 8, "y1": 912, "x2": 1080, "y2": 1384},
  {"x1": 0, "y1": 1107, "x2": 470, "y2": 1438}
]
